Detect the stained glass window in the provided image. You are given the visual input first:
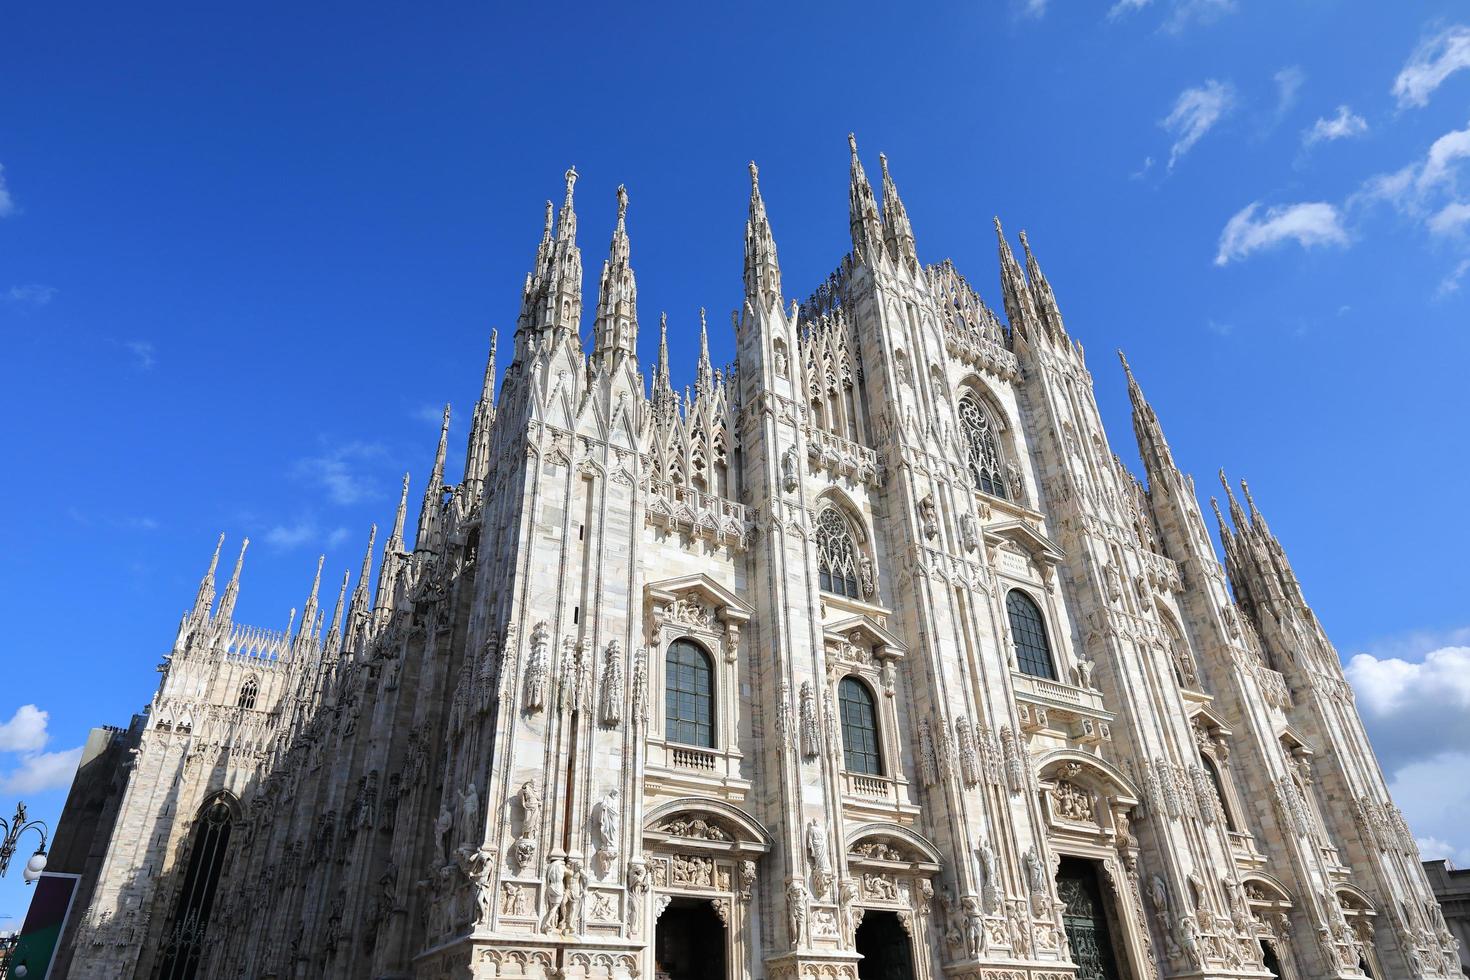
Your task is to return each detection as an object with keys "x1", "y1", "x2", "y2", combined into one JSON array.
[
  {"x1": 816, "y1": 509, "x2": 861, "y2": 598},
  {"x1": 959, "y1": 394, "x2": 1008, "y2": 499}
]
